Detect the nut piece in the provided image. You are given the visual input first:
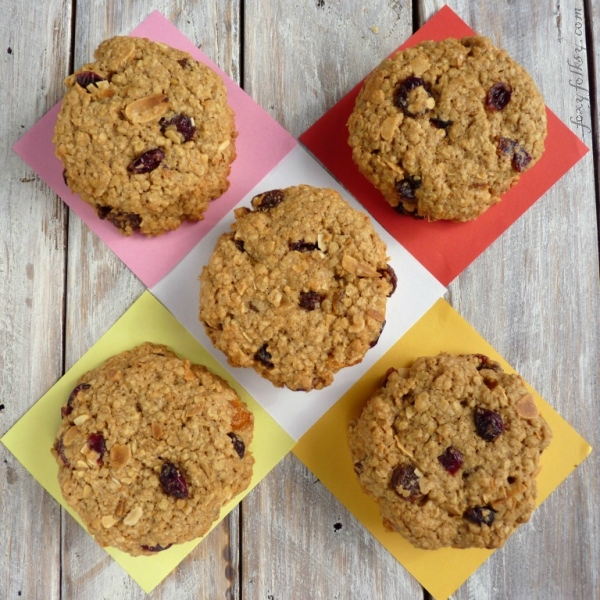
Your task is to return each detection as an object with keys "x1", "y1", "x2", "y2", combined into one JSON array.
[
  {"x1": 380, "y1": 115, "x2": 400, "y2": 140},
  {"x1": 73, "y1": 414, "x2": 90, "y2": 426},
  {"x1": 123, "y1": 506, "x2": 143, "y2": 526},
  {"x1": 101, "y1": 515, "x2": 118, "y2": 529},
  {"x1": 125, "y1": 94, "x2": 170, "y2": 124},
  {"x1": 62, "y1": 426, "x2": 79, "y2": 447},
  {"x1": 151, "y1": 422, "x2": 163, "y2": 440},
  {"x1": 515, "y1": 394, "x2": 539, "y2": 419},
  {"x1": 342, "y1": 254, "x2": 379, "y2": 278},
  {"x1": 110, "y1": 443, "x2": 132, "y2": 471}
]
